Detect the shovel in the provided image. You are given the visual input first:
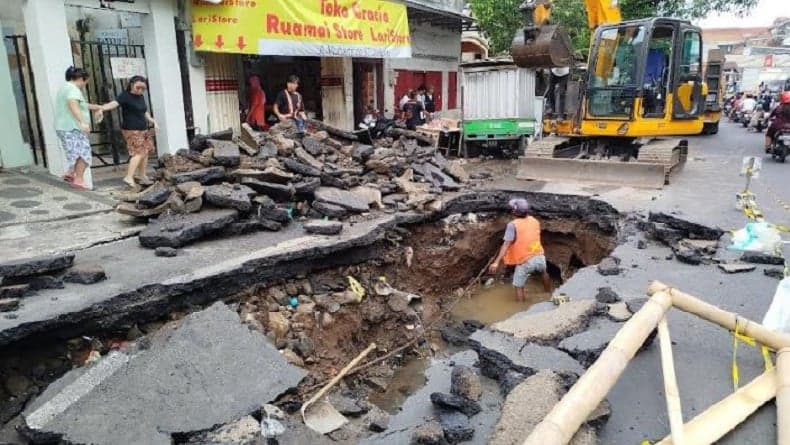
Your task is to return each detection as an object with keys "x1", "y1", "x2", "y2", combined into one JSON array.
[{"x1": 301, "y1": 342, "x2": 377, "y2": 434}]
